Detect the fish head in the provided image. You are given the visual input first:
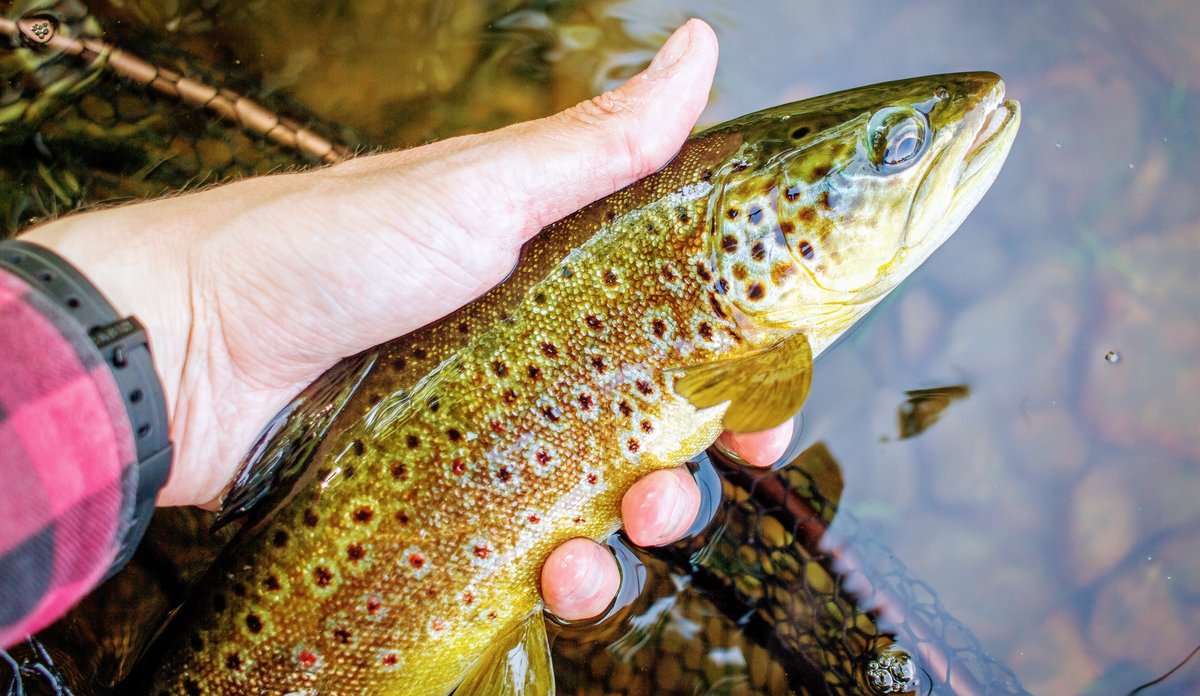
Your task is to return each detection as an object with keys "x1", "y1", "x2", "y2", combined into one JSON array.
[{"x1": 702, "y1": 72, "x2": 1020, "y2": 355}]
